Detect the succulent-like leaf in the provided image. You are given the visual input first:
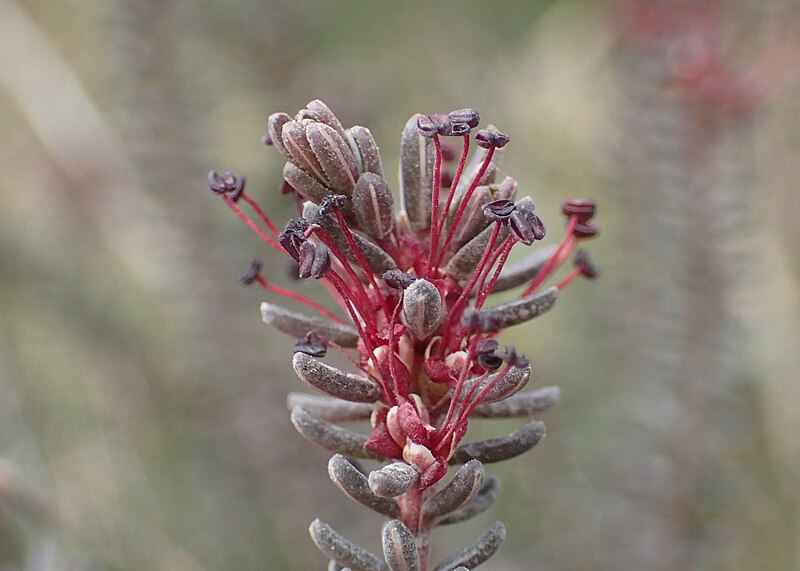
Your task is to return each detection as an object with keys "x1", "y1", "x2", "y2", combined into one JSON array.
[
  {"x1": 354, "y1": 173, "x2": 394, "y2": 240},
  {"x1": 459, "y1": 364, "x2": 530, "y2": 405},
  {"x1": 290, "y1": 407, "x2": 382, "y2": 460},
  {"x1": 445, "y1": 223, "x2": 510, "y2": 281},
  {"x1": 382, "y1": 520, "x2": 420, "y2": 571},
  {"x1": 402, "y1": 279, "x2": 443, "y2": 340},
  {"x1": 286, "y1": 393, "x2": 374, "y2": 423},
  {"x1": 260, "y1": 302, "x2": 359, "y2": 347},
  {"x1": 421, "y1": 460, "x2": 484, "y2": 519},
  {"x1": 482, "y1": 286, "x2": 559, "y2": 329},
  {"x1": 436, "y1": 477, "x2": 501, "y2": 526},
  {"x1": 472, "y1": 386, "x2": 560, "y2": 418},
  {"x1": 309, "y1": 519, "x2": 387, "y2": 571},
  {"x1": 485, "y1": 245, "x2": 556, "y2": 294},
  {"x1": 348, "y1": 126, "x2": 384, "y2": 177},
  {"x1": 328, "y1": 455, "x2": 400, "y2": 518},
  {"x1": 449, "y1": 186, "x2": 491, "y2": 251},
  {"x1": 293, "y1": 352, "x2": 381, "y2": 403},
  {"x1": 368, "y1": 462, "x2": 419, "y2": 498},
  {"x1": 433, "y1": 522, "x2": 506, "y2": 571},
  {"x1": 449, "y1": 420, "x2": 546, "y2": 464},
  {"x1": 400, "y1": 114, "x2": 435, "y2": 232}
]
